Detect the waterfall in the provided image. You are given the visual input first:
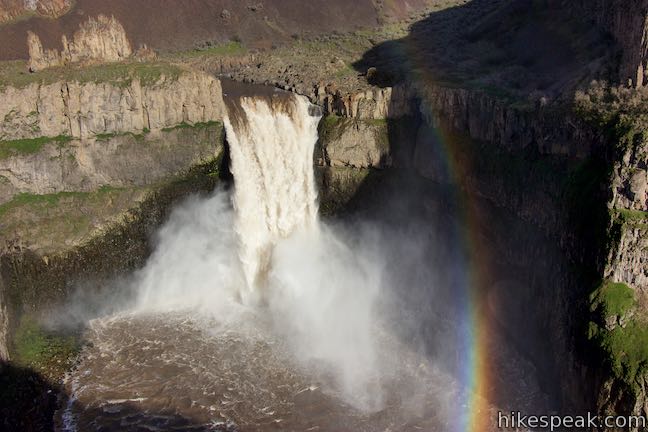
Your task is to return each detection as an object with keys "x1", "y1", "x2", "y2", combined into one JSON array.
[
  {"x1": 223, "y1": 93, "x2": 321, "y2": 303},
  {"x1": 132, "y1": 87, "x2": 383, "y2": 410},
  {"x1": 223, "y1": 91, "x2": 383, "y2": 409}
]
